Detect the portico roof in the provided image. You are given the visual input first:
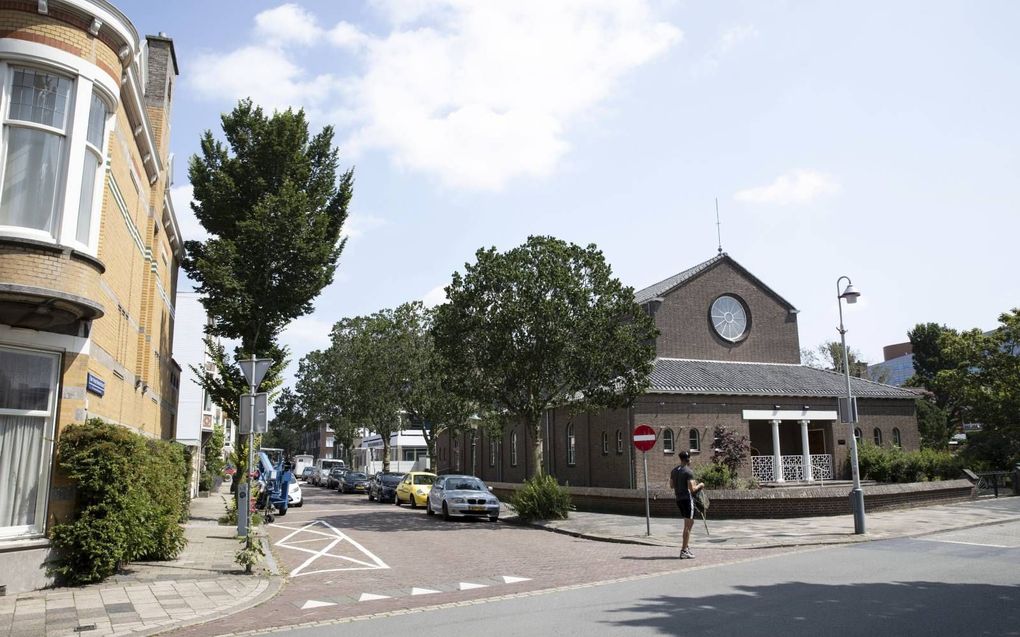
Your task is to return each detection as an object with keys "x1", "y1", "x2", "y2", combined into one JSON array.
[{"x1": 649, "y1": 358, "x2": 920, "y2": 399}]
